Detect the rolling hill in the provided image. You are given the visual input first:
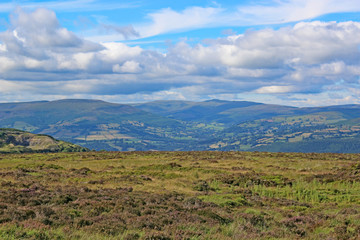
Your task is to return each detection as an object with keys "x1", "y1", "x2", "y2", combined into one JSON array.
[
  {"x1": 0, "y1": 128, "x2": 88, "y2": 153},
  {"x1": 133, "y1": 99, "x2": 296, "y2": 125},
  {"x1": 0, "y1": 99, "x2": 359, "y2": 152},
  {"x1": 0, "y1": 99, "x2": 197, "y2": 151},
  {"x1": 207, "y1": 112, "x2": 360, "y2": 153},
  {"x1": 134, "y1": 100, "x2": 360, "y2": 125}
]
